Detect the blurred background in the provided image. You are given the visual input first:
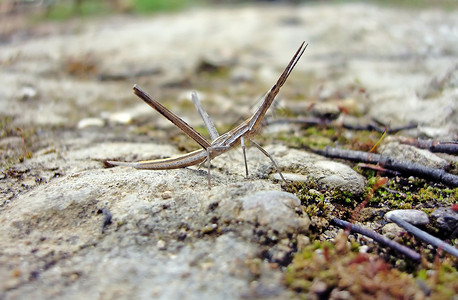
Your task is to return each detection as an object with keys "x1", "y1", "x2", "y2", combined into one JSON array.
[
  {"x1": 1, "y1": 0, "x2": 457, "y2": 164},
  {"x1": 1, "y1": 0, "x2": 457, "y2": 21}
]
